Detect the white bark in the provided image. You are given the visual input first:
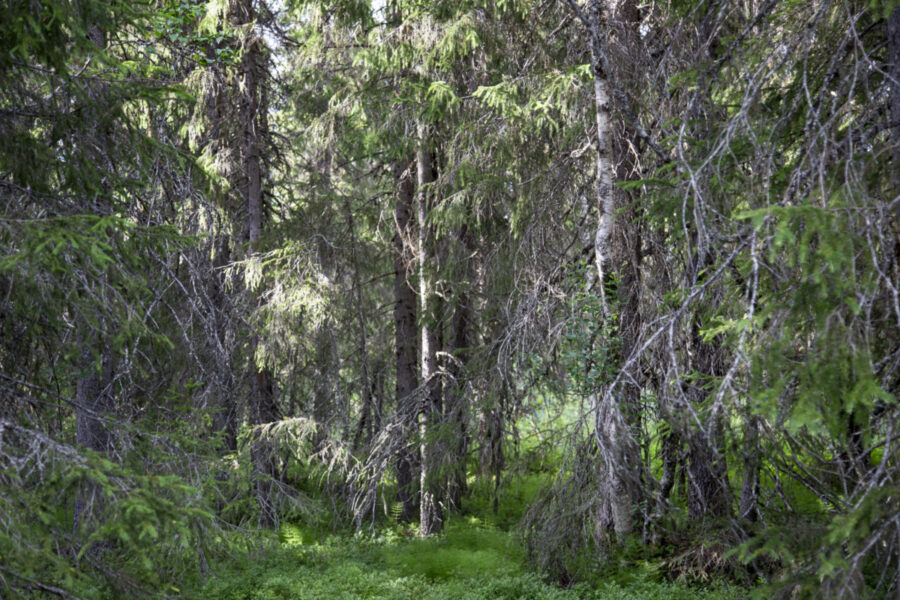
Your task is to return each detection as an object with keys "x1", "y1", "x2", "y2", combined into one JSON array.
[
  {"x1": 589, "y1": 0, "x2": 633, "y2": 541},
  {"x1": 588, "y1": 0, "x2": 616, "y2": 312}
]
